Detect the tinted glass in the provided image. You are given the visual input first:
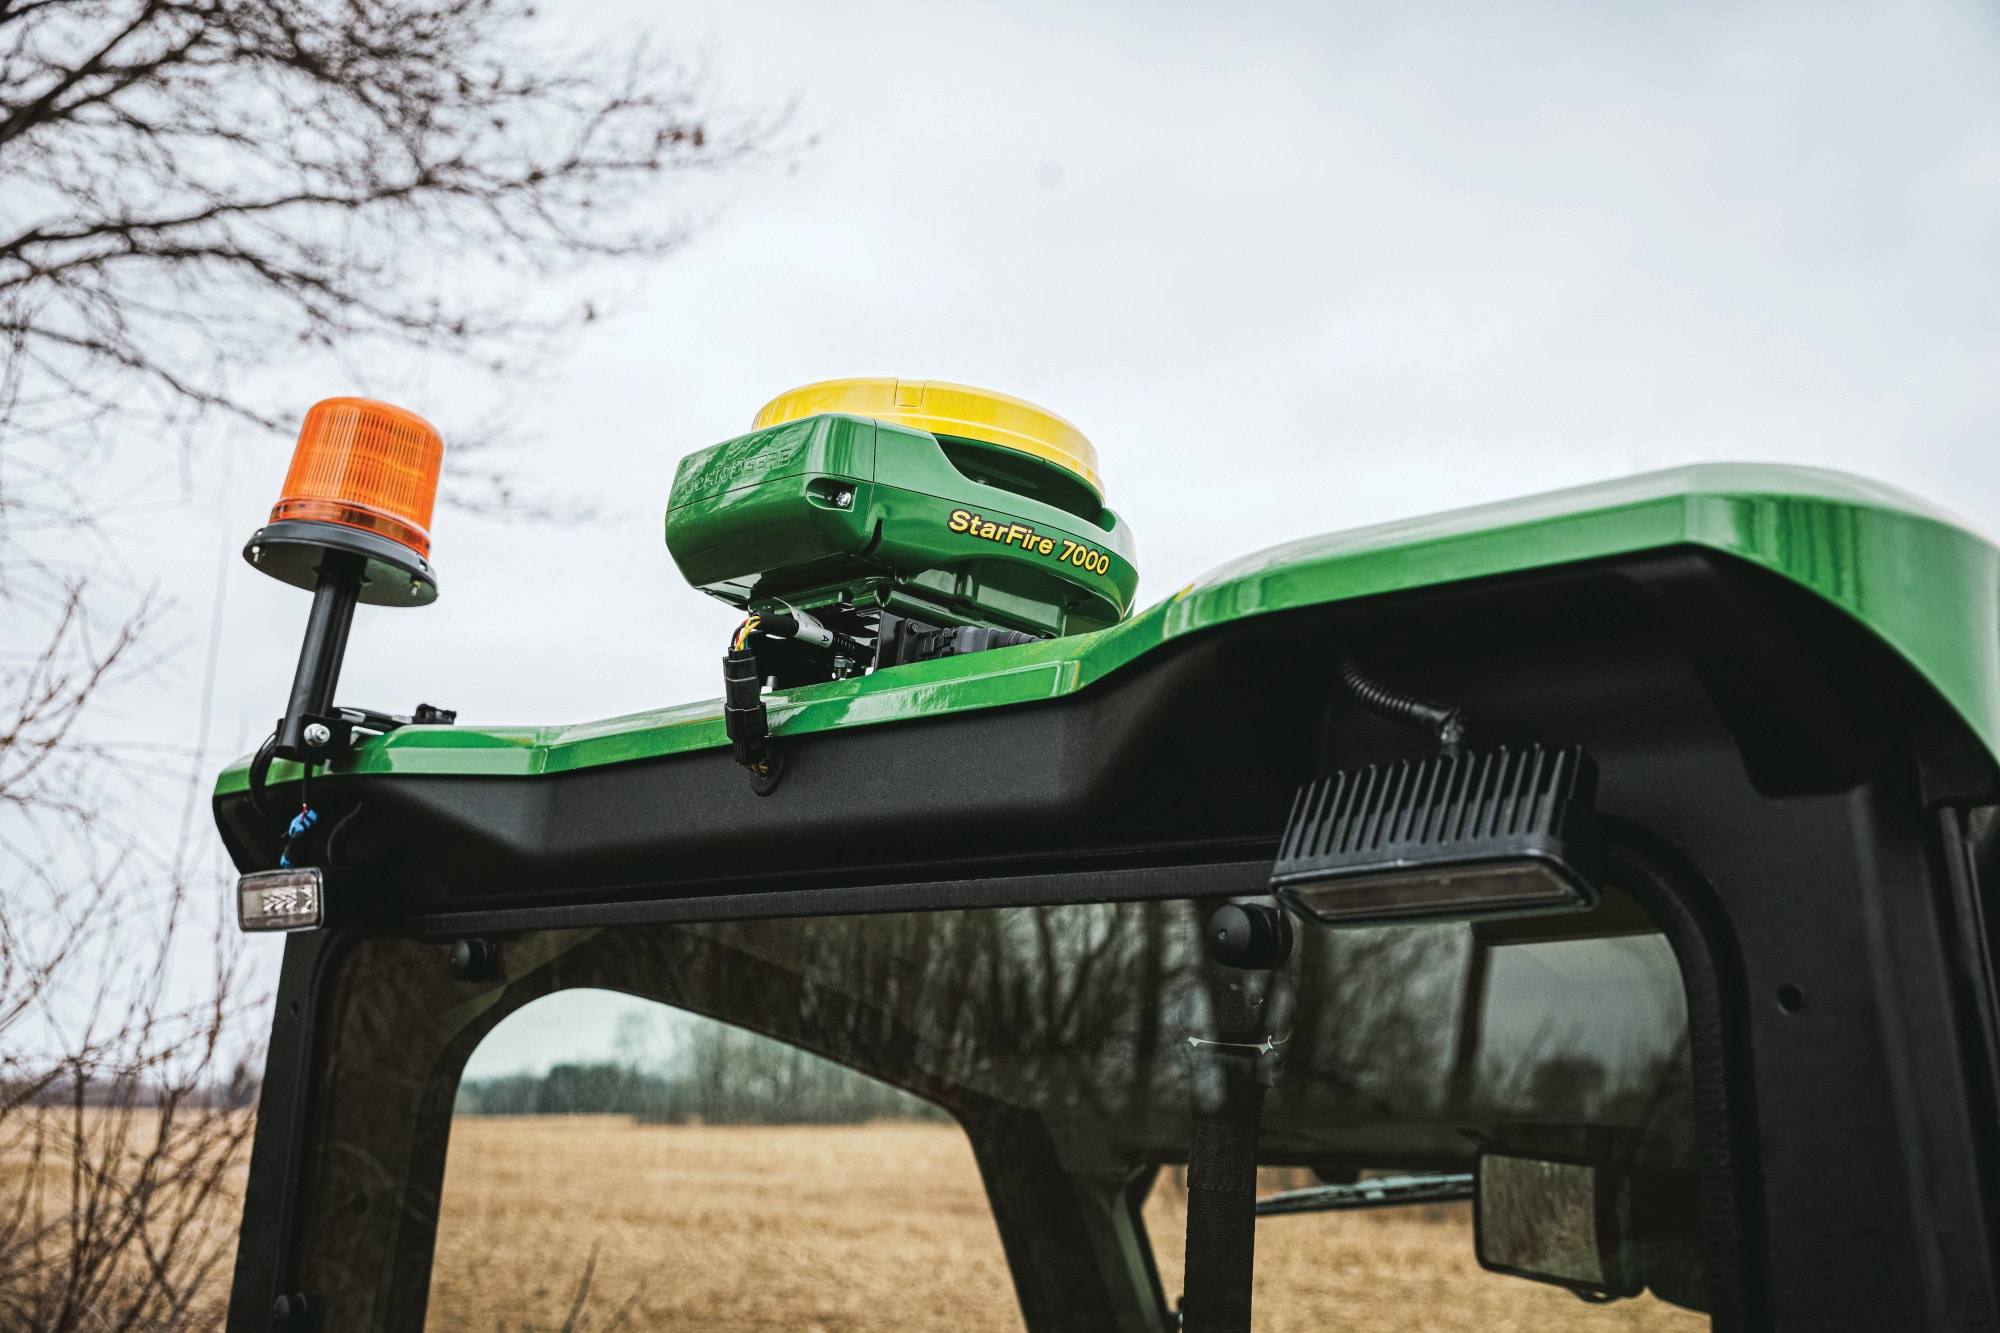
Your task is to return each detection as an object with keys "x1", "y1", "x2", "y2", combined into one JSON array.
[{"x1": 299, "y1": 892, "x2": 1707, "y2": 1329}]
